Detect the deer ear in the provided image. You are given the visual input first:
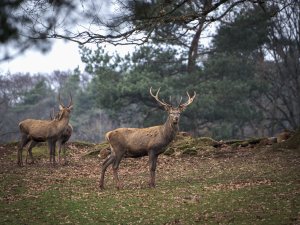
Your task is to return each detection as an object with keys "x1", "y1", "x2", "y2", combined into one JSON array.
[
  {"x1": 68, "y1": 105, "x2": 74, "y2": 111},
  {"x1": 59, "y1": 104, "x2": 64, "y2": 110}
]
